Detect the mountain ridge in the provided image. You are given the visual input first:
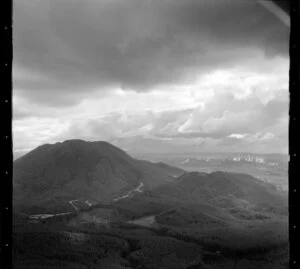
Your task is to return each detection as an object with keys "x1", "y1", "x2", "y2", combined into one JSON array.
[{"x1": 13, "y1": 139, "x2": 185, "y2": 213}]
